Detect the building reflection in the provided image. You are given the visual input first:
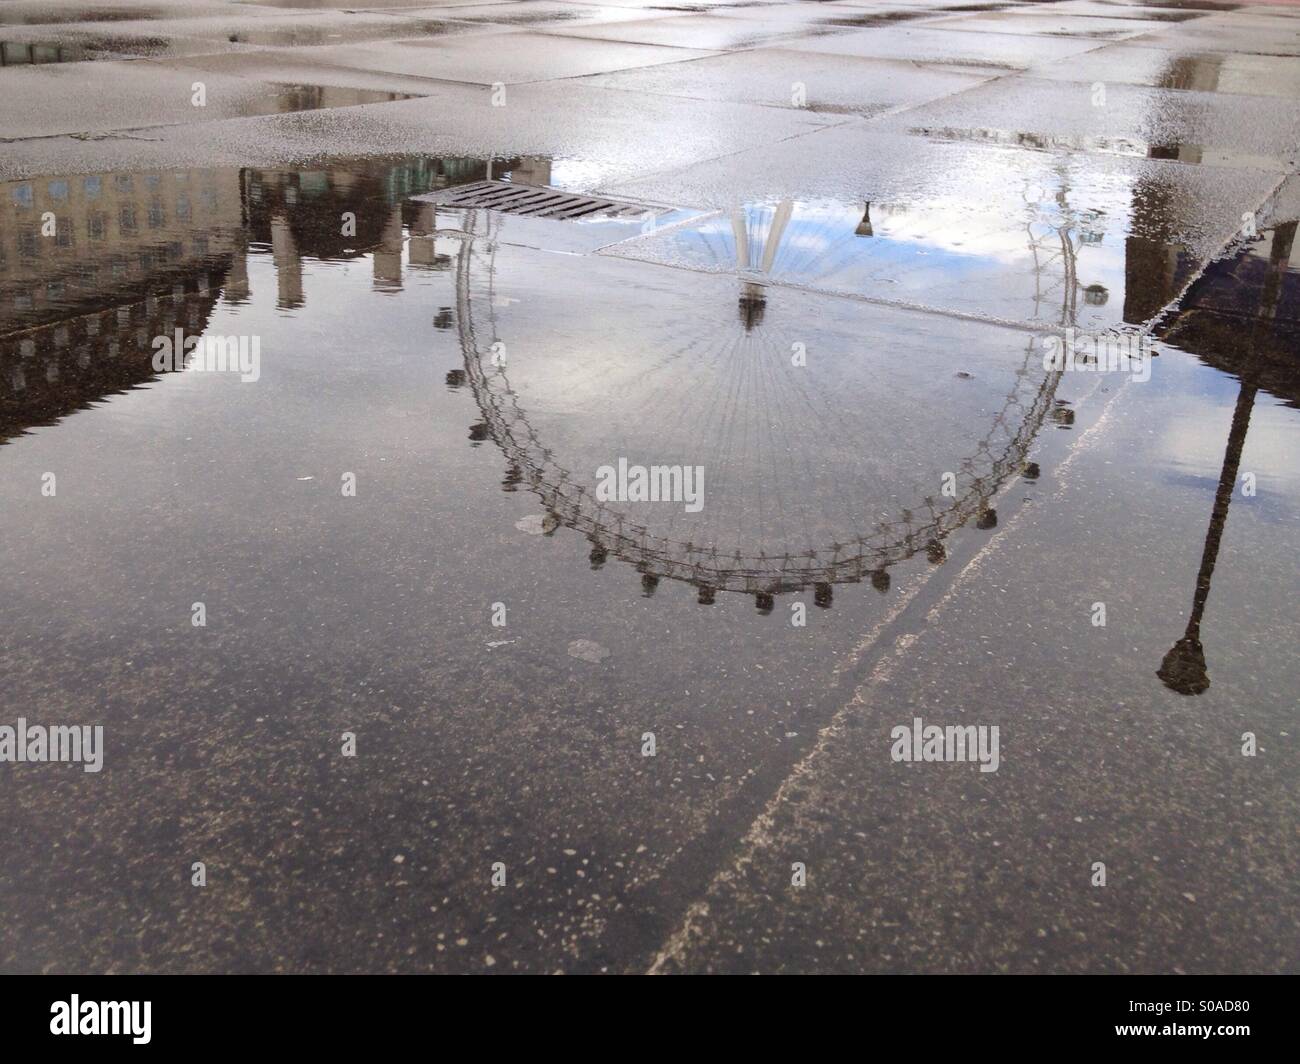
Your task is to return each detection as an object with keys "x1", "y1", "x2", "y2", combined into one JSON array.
[
  {"x1": 0, "y1": 167, "x2": 244, "y2": 443},
  {"x1": 242, "y1": 156, "x2": 550, "y2": 302},
  {"x1": 0, "y1": 155, "x2": 553, "y2": 443}
]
